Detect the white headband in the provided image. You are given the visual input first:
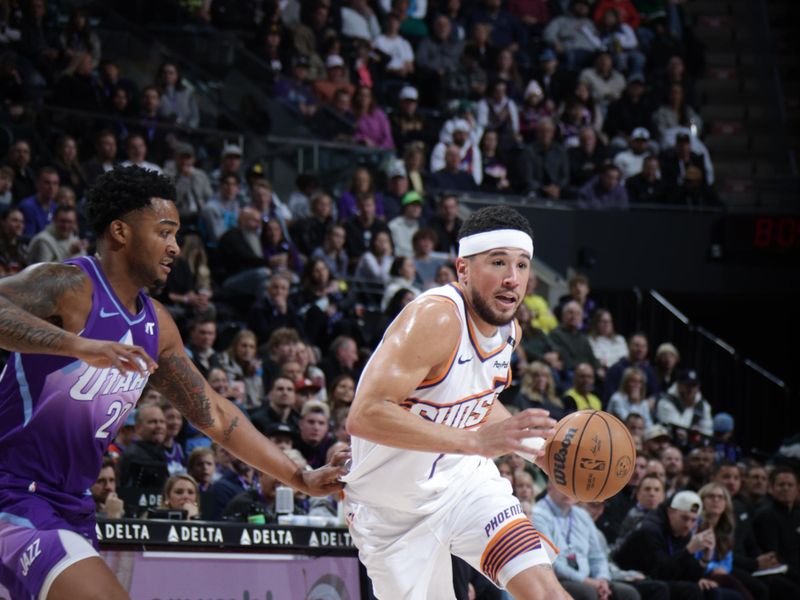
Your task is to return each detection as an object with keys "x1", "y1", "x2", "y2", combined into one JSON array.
[{"x1": 458, "y1": 229, "x2": 534, "y2": 259}]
